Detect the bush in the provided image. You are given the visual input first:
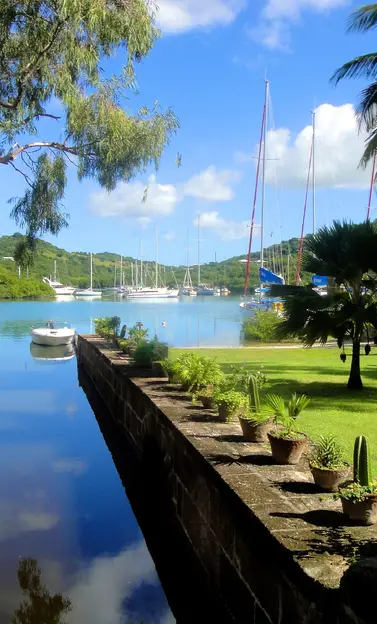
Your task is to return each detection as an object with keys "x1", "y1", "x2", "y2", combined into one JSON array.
[
  {"x1": 0, "y1": 266, "x2": 54, "y2": 299},
  {"x1": 93, "y1": 316, "x2": 121, "y2": 339},
  {"x1": 133, "y1": 337, "x2": 168, "y2": 366},
  {"x1": 242, "y1": 310, "x2": 282, "y2": 343}
]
